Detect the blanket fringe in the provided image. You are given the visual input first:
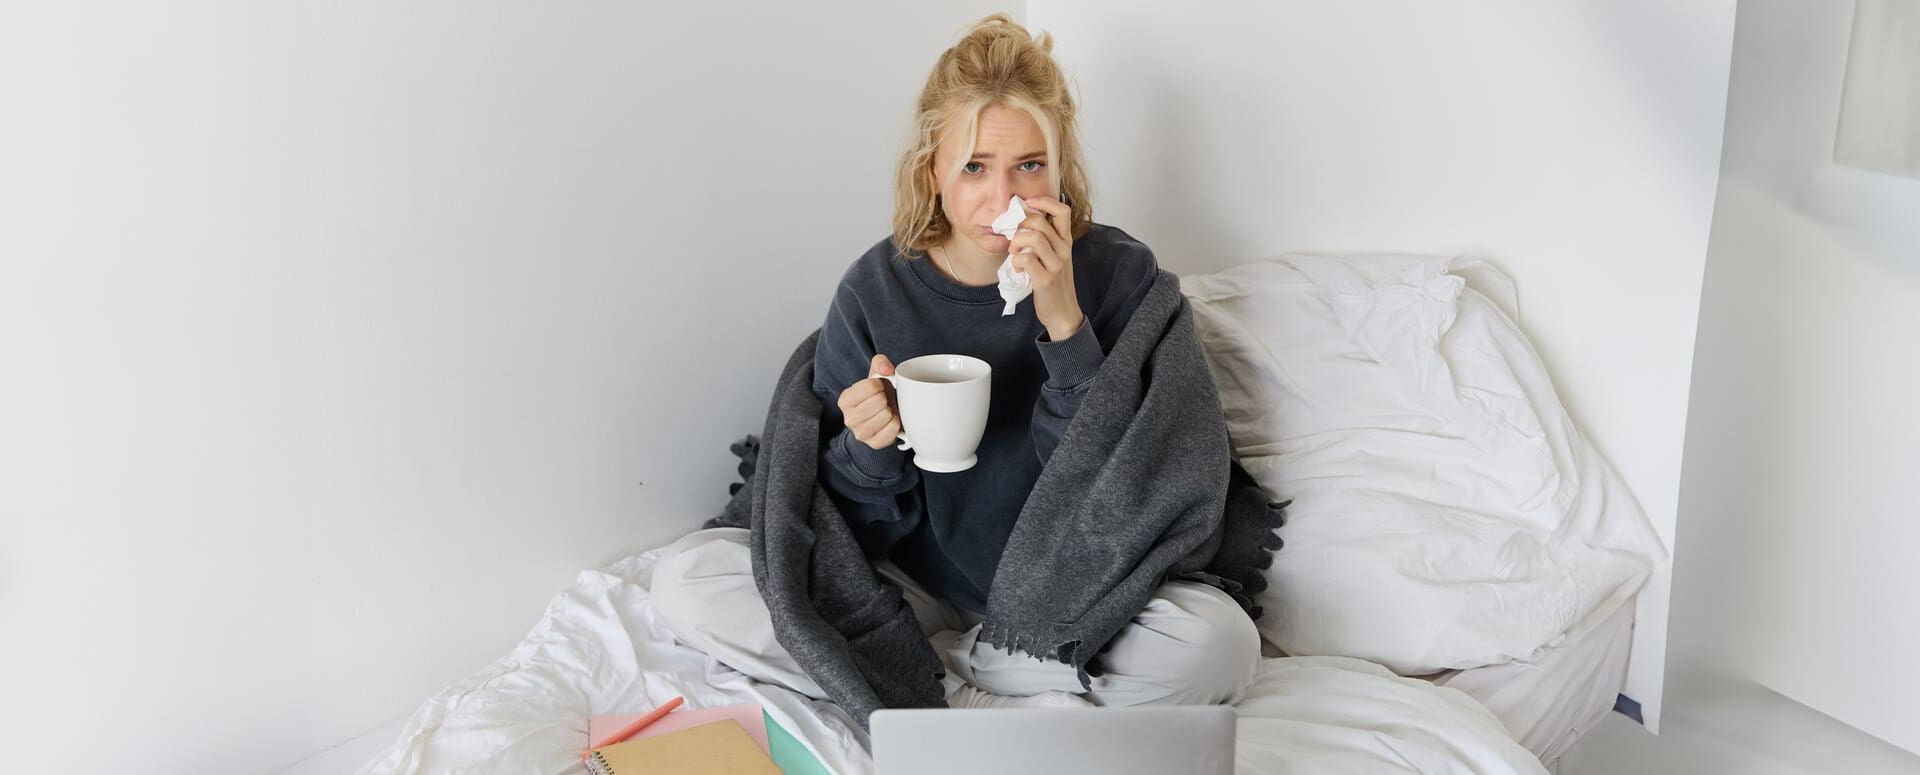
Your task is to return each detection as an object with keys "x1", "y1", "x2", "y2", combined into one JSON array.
[
  {"x1": 703, "y1": 434, "x2": 762, "y2": 530},
  {"x1": 1187, "y1": 491, "x2": 1289, "y2": 619},
  {"x1": 974, "y1": 620, "x2": 1095, "y2": 691},
  {"x1": 961, "y1": 495, "x2": 1292, "y2": 691}
]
